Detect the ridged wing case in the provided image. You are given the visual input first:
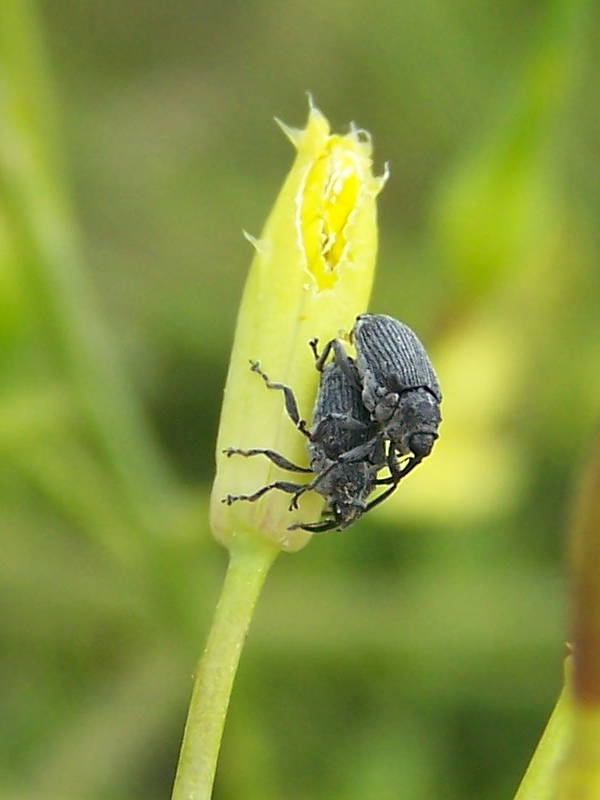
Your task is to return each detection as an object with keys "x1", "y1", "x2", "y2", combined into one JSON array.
[
  {"x1": 310, "y1": 361, "x2": 373, "y2": 460},
  {"x1": 353, "y1": 314, "x2": 441, "y2": 401}
]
